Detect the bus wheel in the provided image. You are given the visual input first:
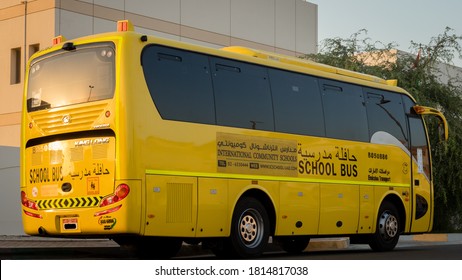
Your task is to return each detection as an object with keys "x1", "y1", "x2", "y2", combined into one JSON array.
[
  {"x1": 369, "y1": 201, "x2": 400, "y2": 251},
  {"x1": 277, "y1": 236, "x2": 310, "y2": 254},
  {"x1": 229, "y1": 197, "x2": 270, "y2": 258}
]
